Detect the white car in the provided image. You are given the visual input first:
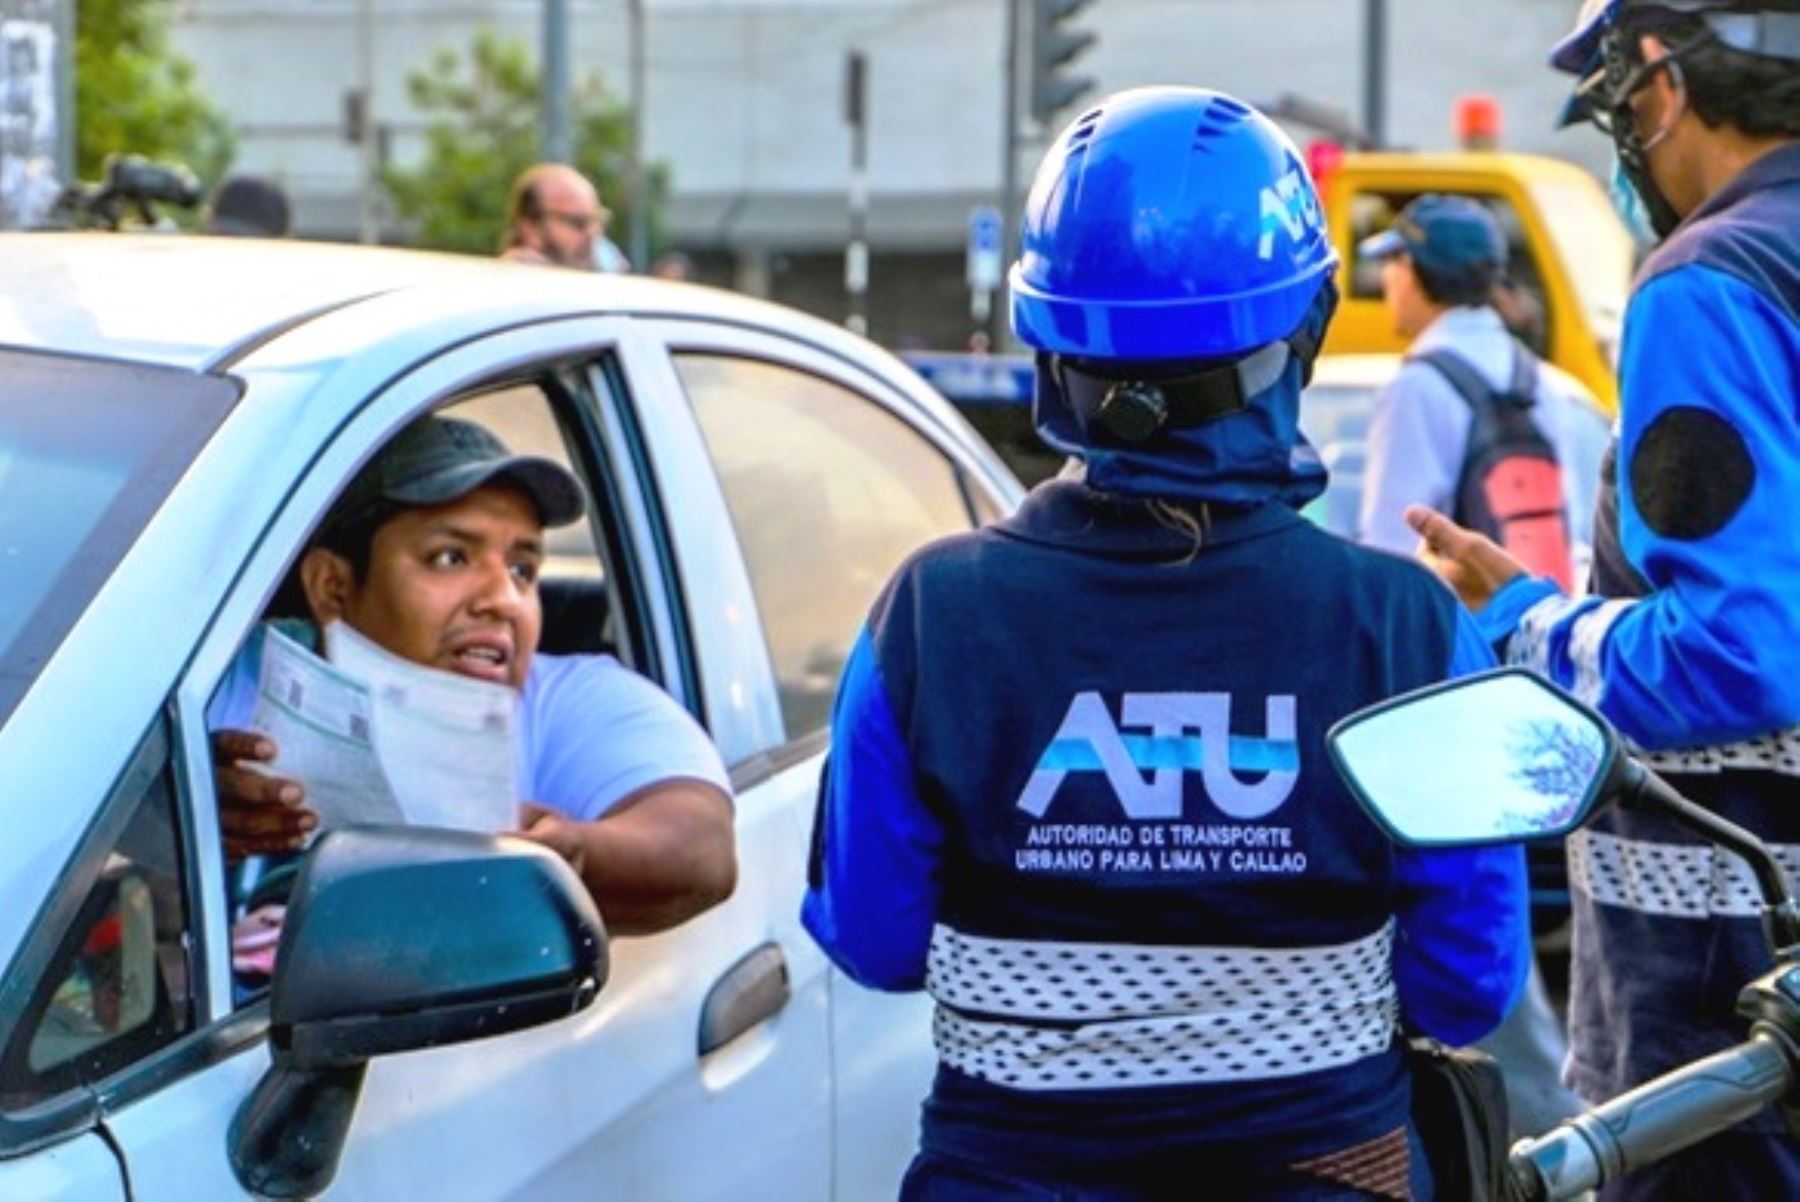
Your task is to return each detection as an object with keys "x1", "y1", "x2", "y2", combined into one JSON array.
[
  {"x1": 0, "y1": 235, "x2": 1022, "y2": 1200},
  {"x1": 1296, "y1": 352, "x2": 1399, "y2": 541}
]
